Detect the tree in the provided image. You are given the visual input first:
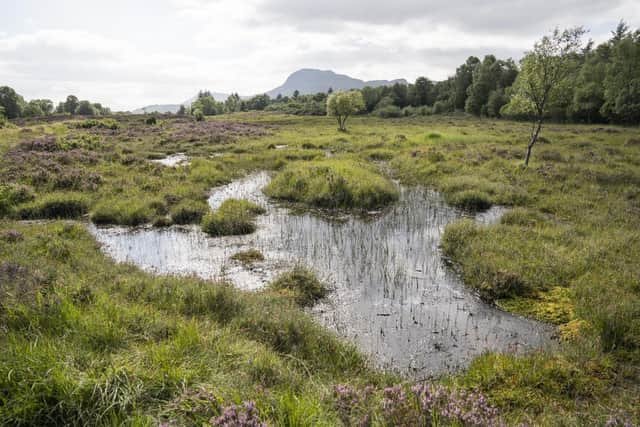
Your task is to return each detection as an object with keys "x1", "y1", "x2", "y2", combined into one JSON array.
[
  {"x1": 452, "y1": 56, "x2": 480, "y2": 110},
  {"x1": 64, "y1": 95, "x2": 79, "y2": 114},
  {"x1": 293, "y1": 90, "x2": 300, "y2": 99},
  {"x1": 508, "y1": 27, "x2": 586, "y2": 166},
  {"x1": 225, "y1": 93, "x2": 241, "y2": 113},
  {"x1": 177, "y1": 105, "x2": 187, "y2": 116},
  {"x1": 75, "y1": 100, "x2": 97, "y2": 116},
  {"x1": 601, "y1": 23, "x2": 640, "y2": 123},
  {"x1": 192, "y1": 95, "x2": 220, "y2": 116},
  {"x1": 0, "y1": 86, "x2": 26, "y2": 119},
  {"x1": 413, "y1": 77, "x2": 435, "y2": 106},
  {"x1": 326, "y1": 90, "x2": 365, "y2": 132}
]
